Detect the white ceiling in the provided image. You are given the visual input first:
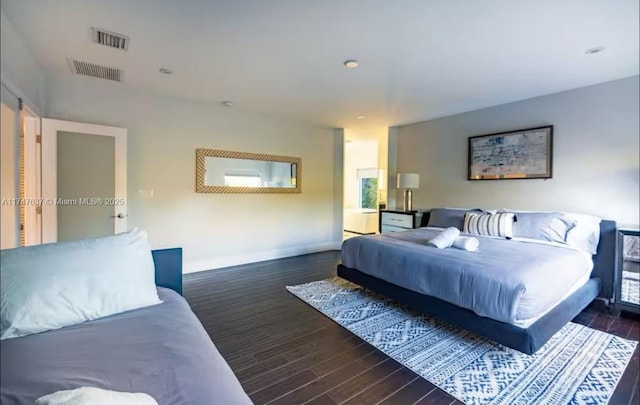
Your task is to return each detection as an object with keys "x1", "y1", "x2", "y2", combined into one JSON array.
[{"x1": 2, "y1": 0, "x2": 638, "y2": 129}]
